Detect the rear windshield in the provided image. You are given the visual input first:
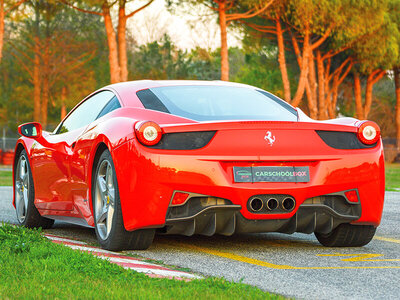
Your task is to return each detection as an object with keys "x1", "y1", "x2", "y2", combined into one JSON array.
[{"x1": 136, "y1": 85, "x2": 298, "y2": 122}]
